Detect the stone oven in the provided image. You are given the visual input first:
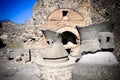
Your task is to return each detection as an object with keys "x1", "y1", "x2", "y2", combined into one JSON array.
[{"x1": 44, "y1": 8, "x2": 86, "y2": 56}]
